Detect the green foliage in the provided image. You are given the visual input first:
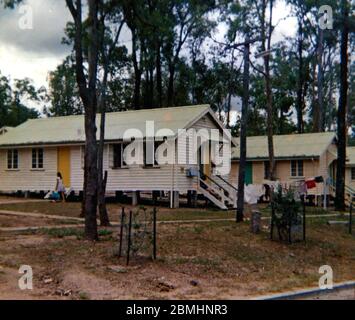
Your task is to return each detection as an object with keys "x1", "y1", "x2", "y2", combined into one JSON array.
[
  {"x1": 271, "y1": 186, "x2": 305, "y2": 242},
  {"x1": 272, "y1": 187, "x2": 303, "y2": 227},
  {"x1": 4, "y1": 0, "x2": 354, "y2": 135},
  {"x1": 40, "y1": 227, "x2": 112, "y2": 239},
  {"x1": 40, "y1": 227, "x2": 84, "y2": 239},
  {"x1": 0, "y1": 73, "x2": 41, "y2": 128},
  {"x1": 45, "y1": 57, "x2": 83, "y2": 116}
]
